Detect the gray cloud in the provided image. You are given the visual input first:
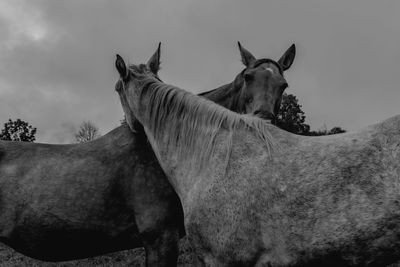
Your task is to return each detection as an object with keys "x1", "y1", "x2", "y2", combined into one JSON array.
[{"x1": 1, "y1": 0, "x2": 400, "y2": 143}]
